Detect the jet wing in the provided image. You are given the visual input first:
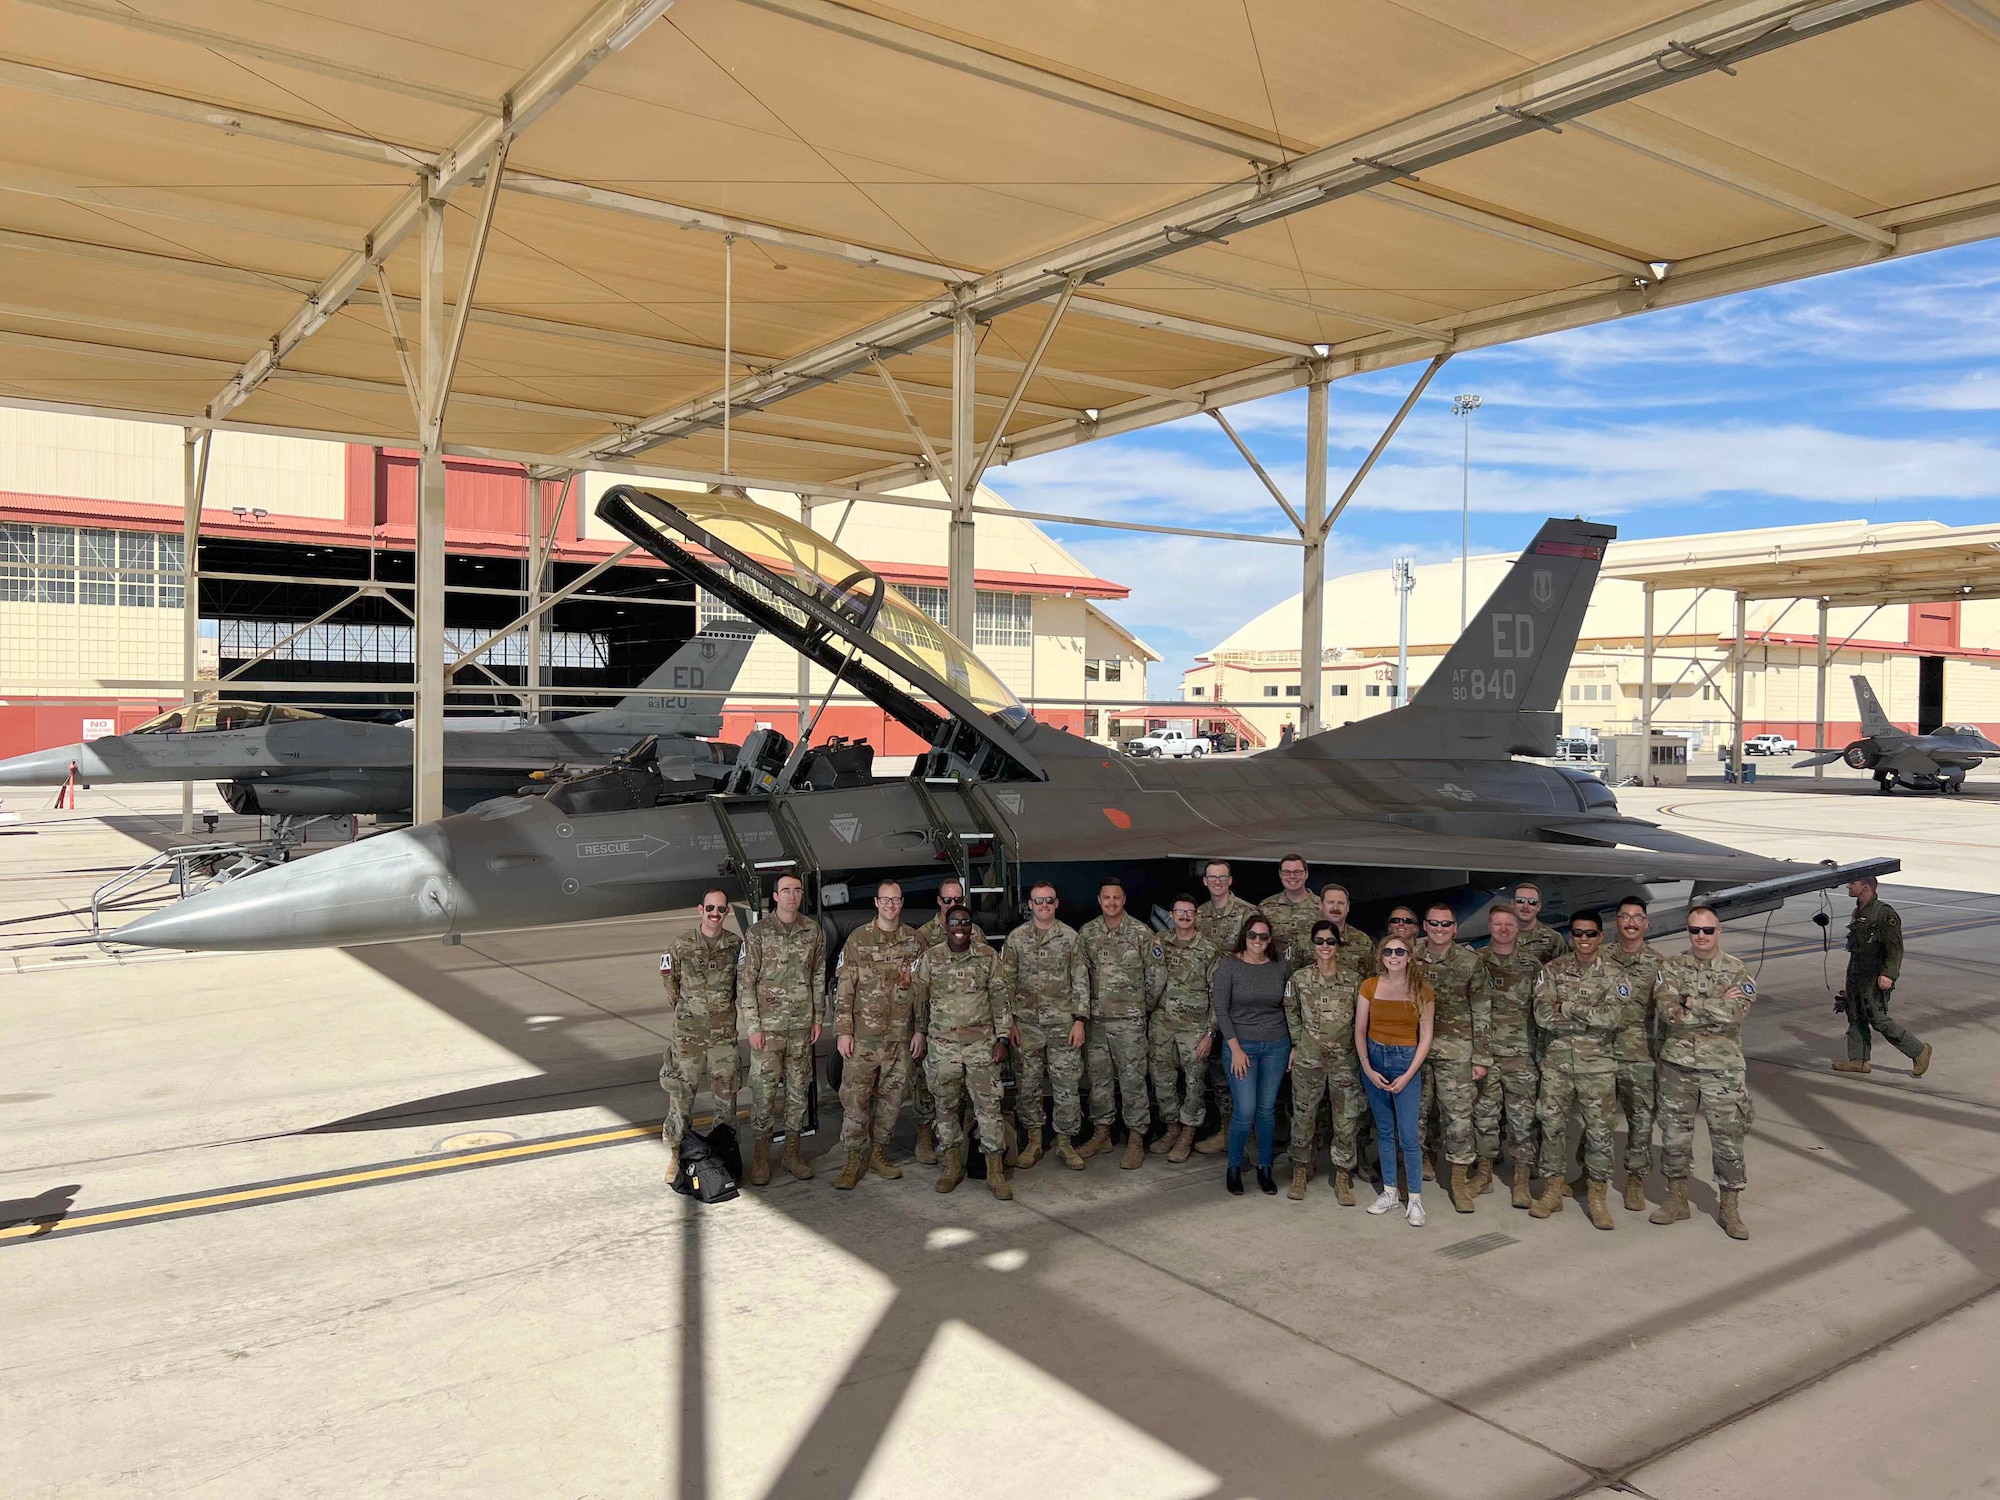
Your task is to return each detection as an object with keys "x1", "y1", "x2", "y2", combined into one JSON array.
[{"x1": 1792, "y1": 750, "x2": 1847, "y2": 769}]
